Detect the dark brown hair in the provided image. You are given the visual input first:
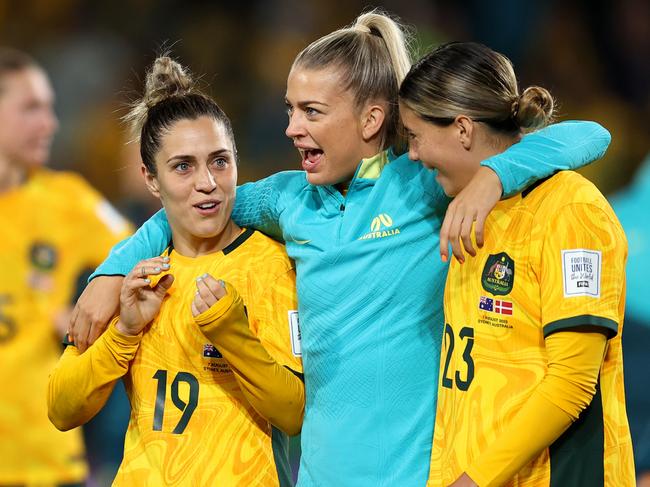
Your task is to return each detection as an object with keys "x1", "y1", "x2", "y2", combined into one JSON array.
[
  {"x1": 0, "y1": 48, "x2": 39, "y2": 94},
  {"x1": 400, "y1": 42, "x2": 555, "y2": 134},
  {"x1": 124, "y1": 56, "x2": 236, "y2": 175}
]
